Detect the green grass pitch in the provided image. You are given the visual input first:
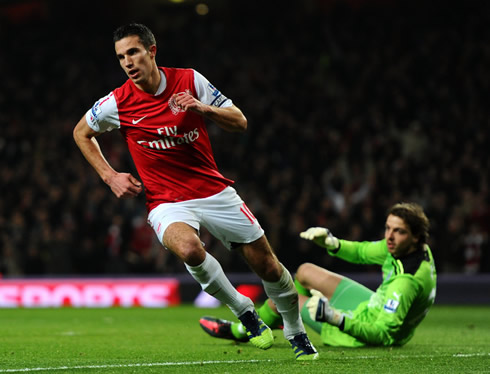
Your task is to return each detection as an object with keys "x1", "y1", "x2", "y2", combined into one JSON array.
[{"x1": 0, "y1": 305, "x2": 489, "y2": 373}]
